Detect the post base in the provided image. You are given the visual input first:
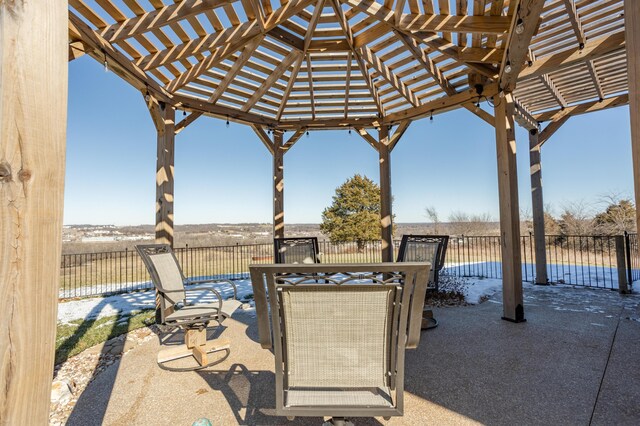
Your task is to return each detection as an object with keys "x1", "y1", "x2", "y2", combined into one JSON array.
[{"x1": 501, "y1": 317, "x2": 527, "y2": 323}]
